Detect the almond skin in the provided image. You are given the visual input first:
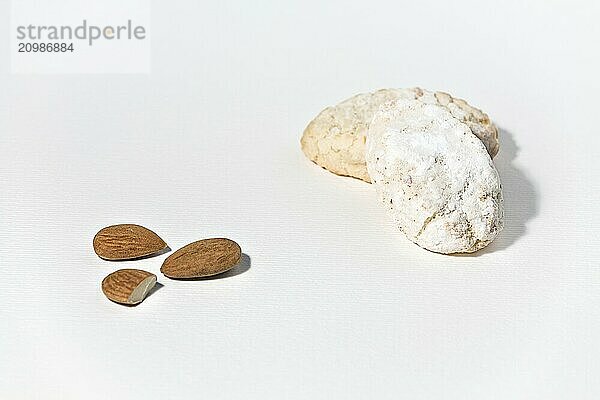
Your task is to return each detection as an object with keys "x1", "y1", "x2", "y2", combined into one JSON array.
[
  {"x1": 93, "y1": 224, "x2": 168, "y2": 260},
  {"x1": 101, "y1": 269, "x2": 157, "y2": 305},
  {"x1": 161, "y1": 238, "x2": 242, "y2": 279}
]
